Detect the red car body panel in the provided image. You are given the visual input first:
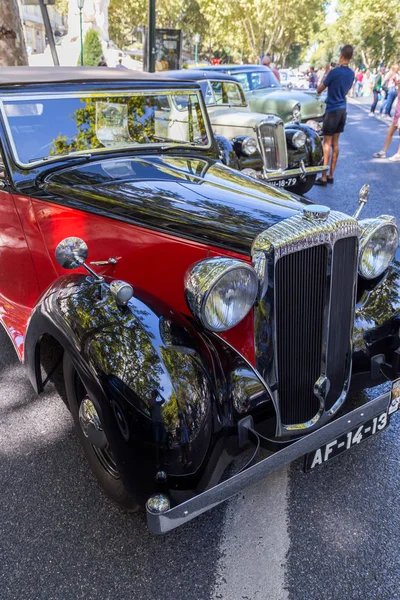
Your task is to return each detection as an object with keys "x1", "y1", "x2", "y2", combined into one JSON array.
[{"x1": 1, "y1": 191, "x2": 256, "y2": 365}]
